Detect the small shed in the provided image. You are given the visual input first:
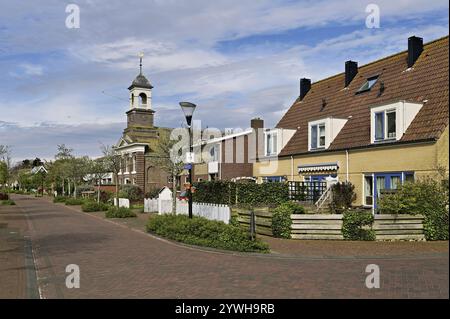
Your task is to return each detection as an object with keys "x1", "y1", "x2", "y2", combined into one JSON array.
[{"x1": 158, "y1": 187, "x2": 173, "y2": 200}]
